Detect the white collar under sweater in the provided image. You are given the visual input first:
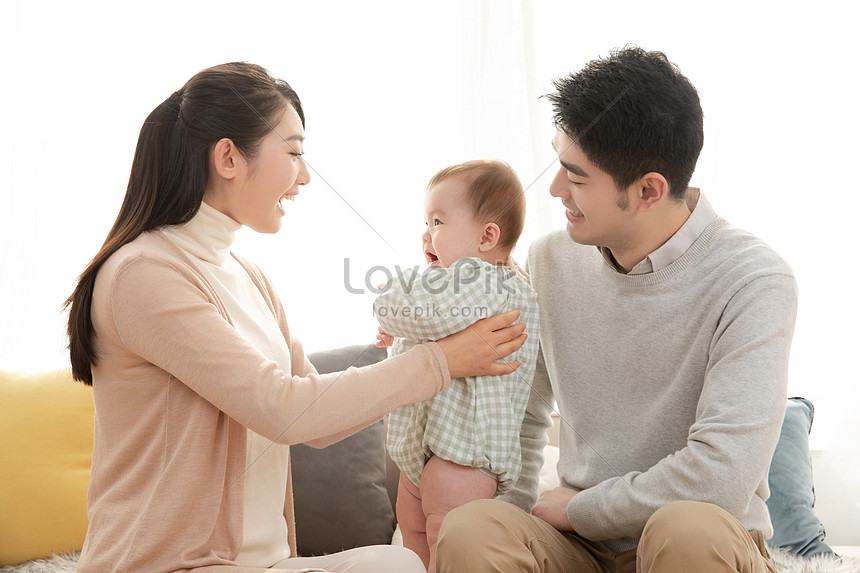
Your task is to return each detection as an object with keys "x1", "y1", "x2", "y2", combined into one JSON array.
[
  {"x1": 599, "y1": 187, "x2": 717, "y2": 275},
  {"x1": 162, "y1": 202, "x2": 292, "y2": 567},
  {"x1": 161, "y1": 201, "x2": 241, "y2": 266}
]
